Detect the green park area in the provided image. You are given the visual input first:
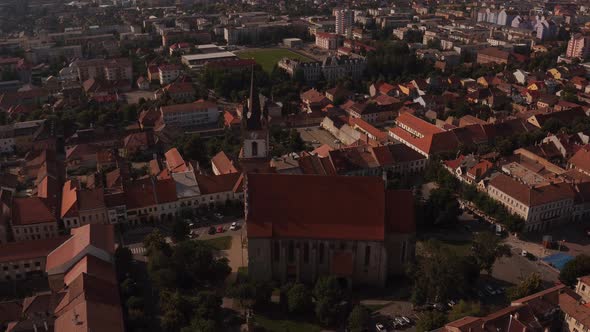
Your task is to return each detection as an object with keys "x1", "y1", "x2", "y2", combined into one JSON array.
[{"x1": 237, "y1": 48, "x2": 312, "y2": 73}]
